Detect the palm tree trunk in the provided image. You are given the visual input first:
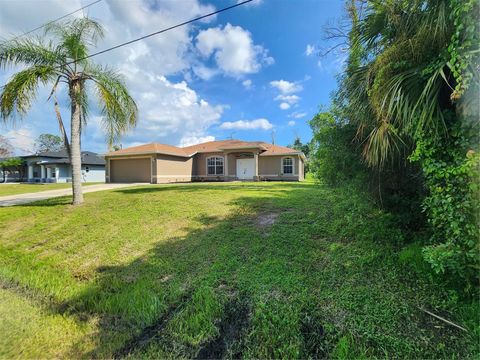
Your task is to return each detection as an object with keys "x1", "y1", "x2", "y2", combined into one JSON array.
[{"x1": 70, "y1": 79, "x2": 84, "y2": 205}]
